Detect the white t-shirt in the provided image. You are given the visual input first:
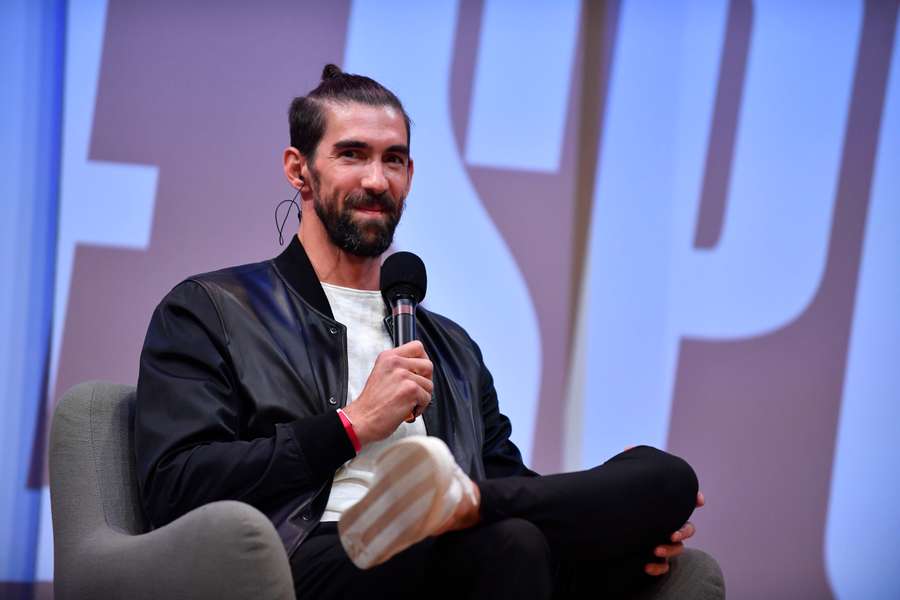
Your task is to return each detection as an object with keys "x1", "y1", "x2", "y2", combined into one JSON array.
[{"x1": 320, "y1": 282, "x2": 427, "y2": 521}]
